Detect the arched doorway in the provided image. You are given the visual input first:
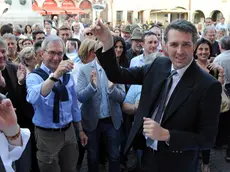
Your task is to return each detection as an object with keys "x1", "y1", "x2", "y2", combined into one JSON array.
[
  {"x1": 79, "y1": 0, "x2": 92, "y2": 10},
  {"x1": 42, "y1": 0, "x2": 63, "y2": 15},
  {"x1": 62, "y1": 0, "x2": 83, "y2": 14},
  {"x1": 193, "y1": 10, "x2": 205, "y2": 24},
  {"x1": 211, "y1": 10, "x2": 223, "y2": 23},
  {"x1": 33, "y1": 1, "x2": 46, "y2": 15},
  {"x1": 79, "y1": 0, "x2": 92, "y2": 24},
  {"x1": 171, "y1": 7, "x2": 188, "y2": 21}
]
